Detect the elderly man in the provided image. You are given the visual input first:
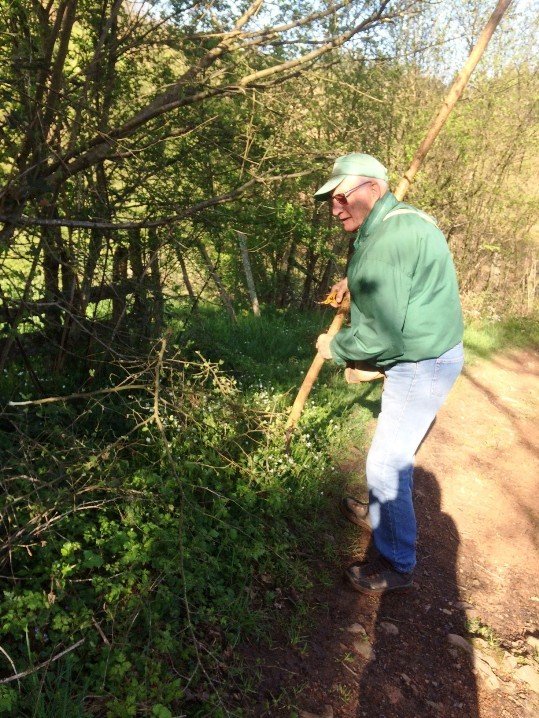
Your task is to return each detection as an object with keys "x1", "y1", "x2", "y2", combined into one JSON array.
[{"x1": 314, "y1": 153, "x2": 464, "y2": 595}]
